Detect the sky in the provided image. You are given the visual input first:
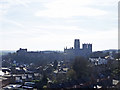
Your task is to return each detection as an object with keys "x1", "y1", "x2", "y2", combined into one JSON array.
[{"x1": 0, "y1": 0, "x2": 118, "y2": 51}]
